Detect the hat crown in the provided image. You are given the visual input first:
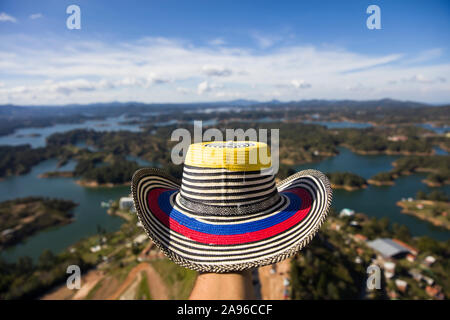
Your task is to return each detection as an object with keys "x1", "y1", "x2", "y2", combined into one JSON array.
[
  {"x1": 179, "y1": 141, "x2": 279, "y2": 215},
  {"x1": 184, "y1": 141, "x2": 272, "y2": 172}
]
